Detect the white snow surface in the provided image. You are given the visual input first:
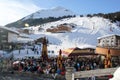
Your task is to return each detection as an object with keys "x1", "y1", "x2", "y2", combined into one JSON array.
[
  {"x1": 0, "y1": 26, "x2": 19, "y2": 34},
  {"x1": 28, "y1": 16, "x2": 120, "y2": 49},
  {"x1": 0, "y1": 50, "x2": 11, "y2": 58},
  {"x1": 12, "y1": 49, "x2": 40, "y2": 59},
  {"x1": 23, "y1": 6, "x2": 75, "y2": 20},
  {"x1": 109, "y1": 67, "x2": 120, "y2": 80},
  {"x1": 2, "y1": 16, "x2": 120, "y2": 59}
]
